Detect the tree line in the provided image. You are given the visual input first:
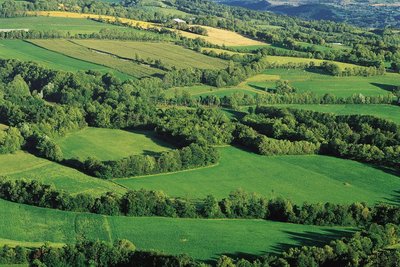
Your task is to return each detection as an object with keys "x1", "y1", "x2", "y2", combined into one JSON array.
[
  {"x1": 64, "y1": 143, "x2": 219, "y2": 179},
  {"x1": 1, "y1": 178, "x2": 399, "y2": 227}
]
